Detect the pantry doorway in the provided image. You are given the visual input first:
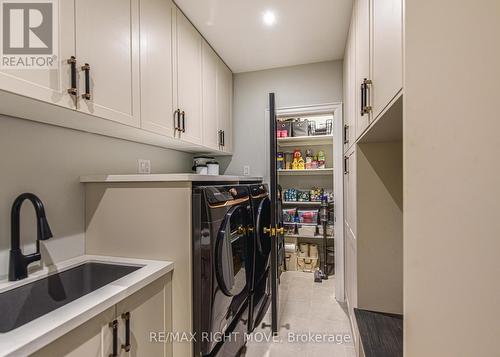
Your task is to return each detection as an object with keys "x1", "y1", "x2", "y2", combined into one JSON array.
[{"x1": 265, "y1": 102, "x2": 345, "y2": 302}]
